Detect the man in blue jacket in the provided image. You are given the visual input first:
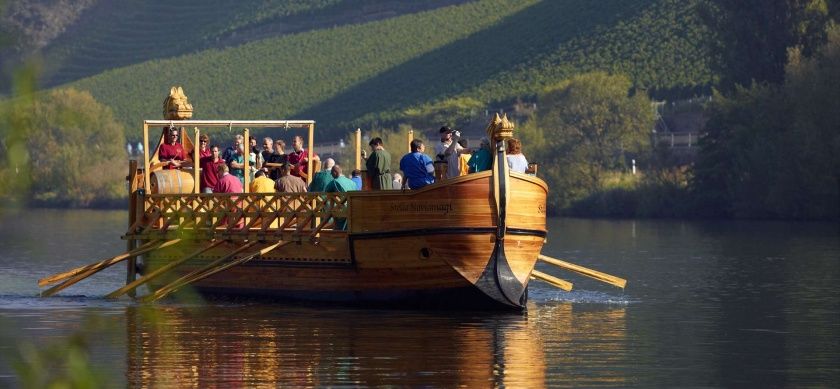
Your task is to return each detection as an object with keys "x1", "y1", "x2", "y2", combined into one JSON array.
[{"x1": 399, "y1": 139, "x2": 435, "y2": 189}]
